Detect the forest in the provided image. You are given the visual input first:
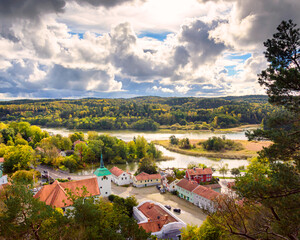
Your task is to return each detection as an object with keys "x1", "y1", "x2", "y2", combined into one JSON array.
[
  {"x1": 0, "y1": 95, "x2": 273, "y2": 131},
  {"x1": 0, "y1": 121, "x2": 162, "y2": 175}
]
